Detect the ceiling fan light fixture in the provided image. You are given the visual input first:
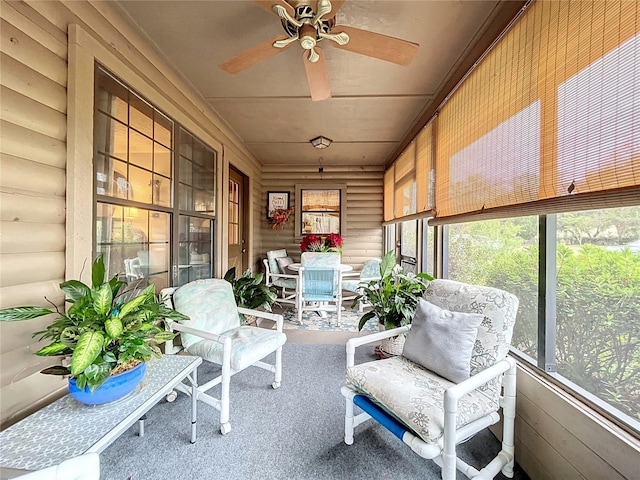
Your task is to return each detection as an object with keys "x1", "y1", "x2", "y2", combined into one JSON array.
[{"x1": 310, "y1": 135, "x2": 332, "y2": 149}]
